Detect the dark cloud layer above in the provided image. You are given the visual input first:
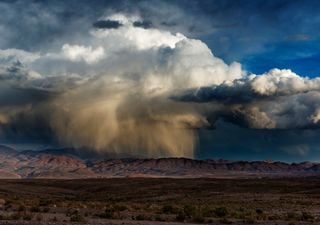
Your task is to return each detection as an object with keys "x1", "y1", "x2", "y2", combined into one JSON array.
[
  {"x1": 0, "y1": 0, "x2": 320, "y2": 161},
  {"x1": 1, "y1": 0, "x2": 319, "y2": 66},
  {"x1": 93, "y1": 20, "x2": 123, "y2": 29}
]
